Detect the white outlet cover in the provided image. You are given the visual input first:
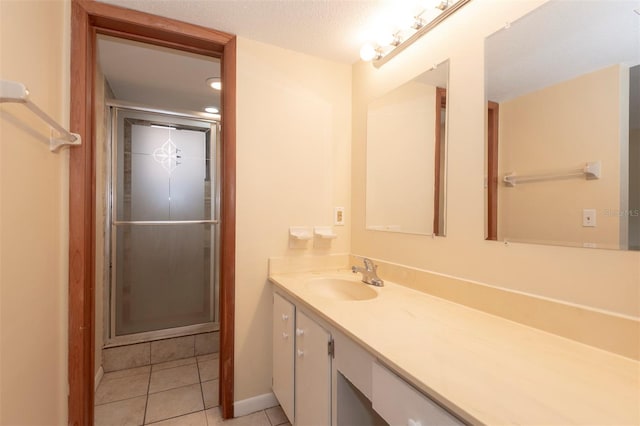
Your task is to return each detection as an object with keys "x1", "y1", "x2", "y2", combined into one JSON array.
[{"x1": 583, "y1": 209, "x2": 596, "y2": 227}]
